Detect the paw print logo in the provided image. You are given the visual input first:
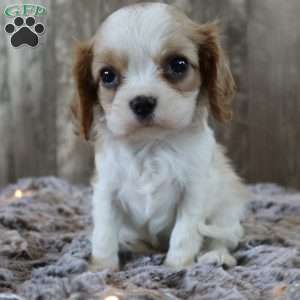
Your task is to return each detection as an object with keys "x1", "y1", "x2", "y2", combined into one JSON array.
[{"x1": 5, "y1": 16, "x2": 45, "y2": 48}]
